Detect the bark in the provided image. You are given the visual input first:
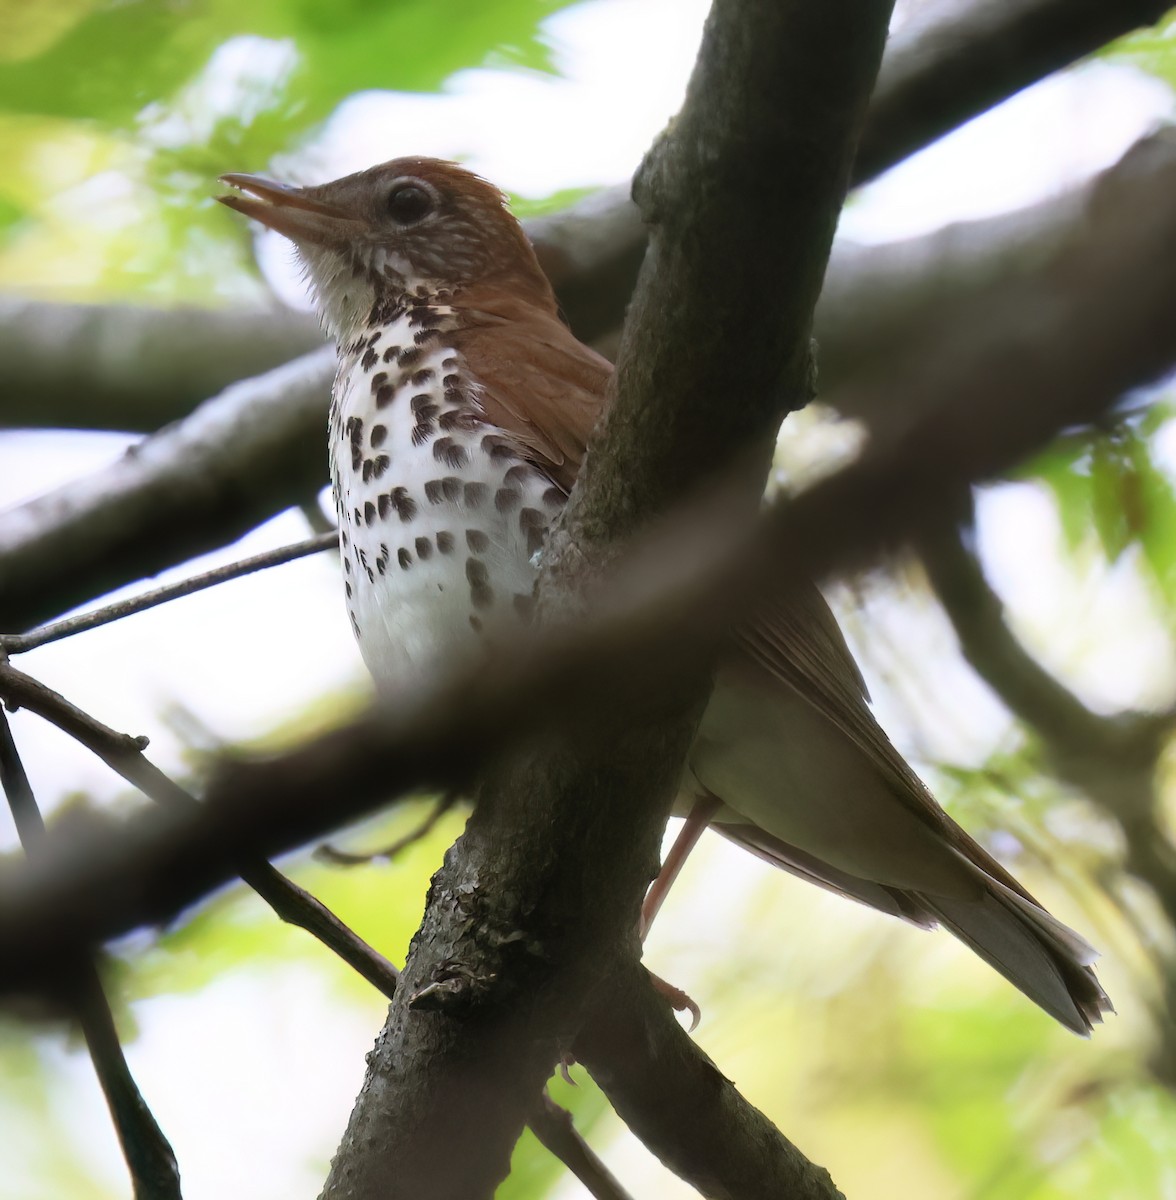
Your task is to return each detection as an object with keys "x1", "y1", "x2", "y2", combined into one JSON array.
[
  {"x1": 322, "y1": 0, "x2": 895, "y2": 1196},
  {"x1": 3, "y1": 121, "x2": 1176, "y2": 1019}
]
